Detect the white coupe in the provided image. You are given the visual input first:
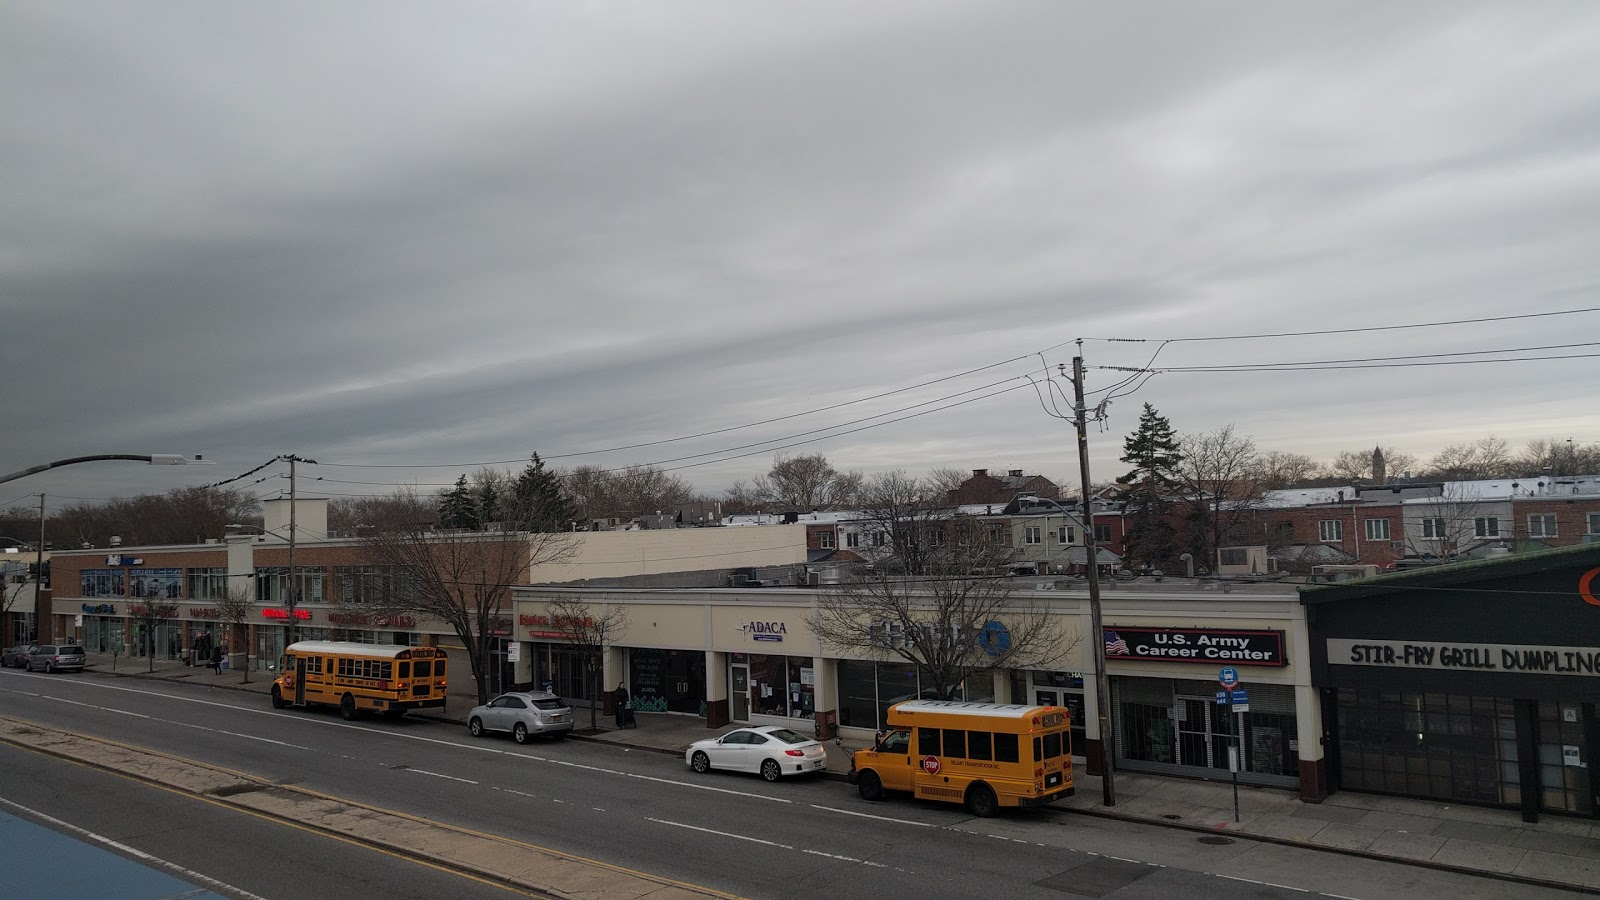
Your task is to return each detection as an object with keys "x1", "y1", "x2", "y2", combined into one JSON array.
[{"x1": 685, "y1": 726, "x2": 828, "y2": 781}]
